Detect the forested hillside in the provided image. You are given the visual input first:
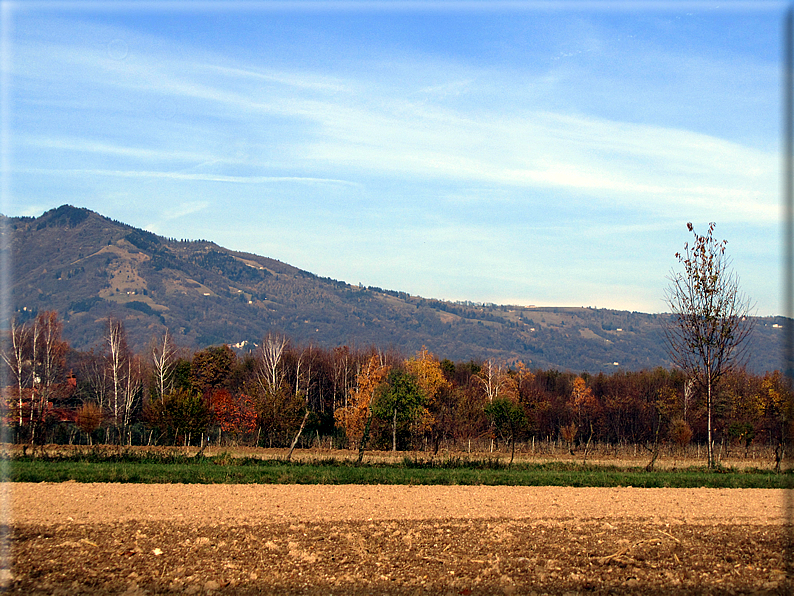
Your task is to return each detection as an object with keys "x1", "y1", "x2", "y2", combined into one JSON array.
[{"x1": 5, "y1": 205, "x2": 786, "y2": 373}]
